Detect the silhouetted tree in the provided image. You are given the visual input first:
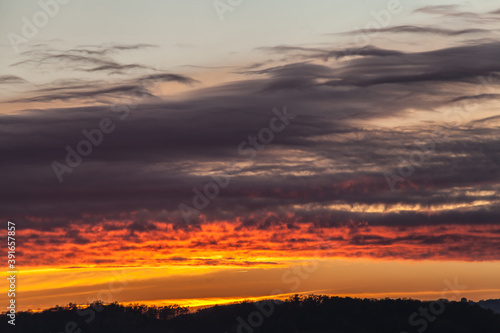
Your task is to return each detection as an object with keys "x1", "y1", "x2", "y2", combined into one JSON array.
[{"x1": 2, "y1": 296, "x2": 499, "y2": 333}]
